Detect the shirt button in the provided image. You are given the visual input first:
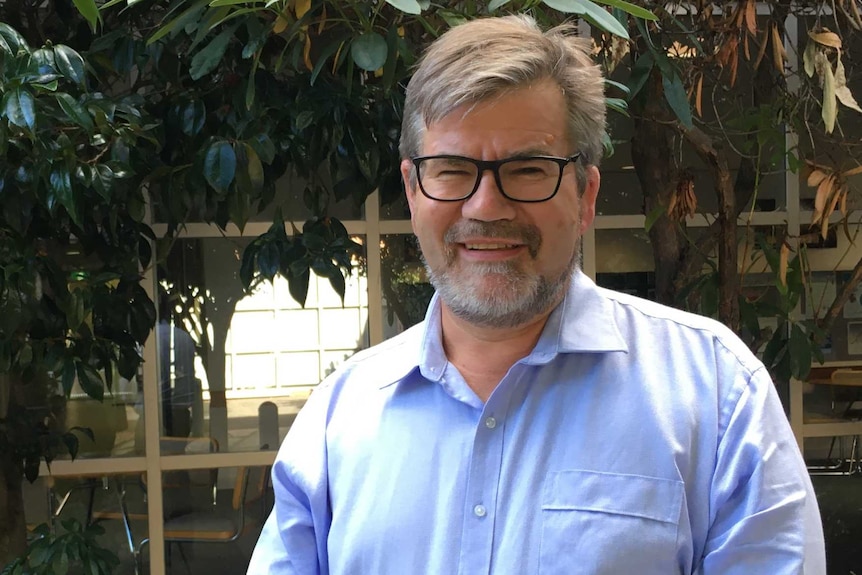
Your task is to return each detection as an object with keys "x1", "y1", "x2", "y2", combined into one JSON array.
[
  {"x1": 473, "y1": 504, "x2": 487, "y2": 517},
  {"x1": 484, "y1": 417, "x2": 497, "y2": 429}
]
